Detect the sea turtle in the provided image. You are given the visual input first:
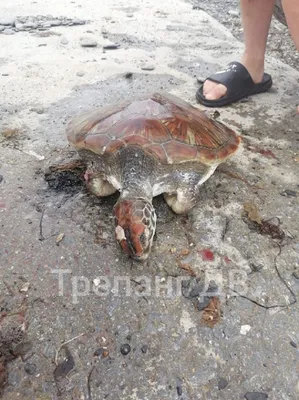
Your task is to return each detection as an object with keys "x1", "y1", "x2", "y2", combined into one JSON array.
[{"x1": 66, "y1": 92, "x2": 240, "y2": 260}]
